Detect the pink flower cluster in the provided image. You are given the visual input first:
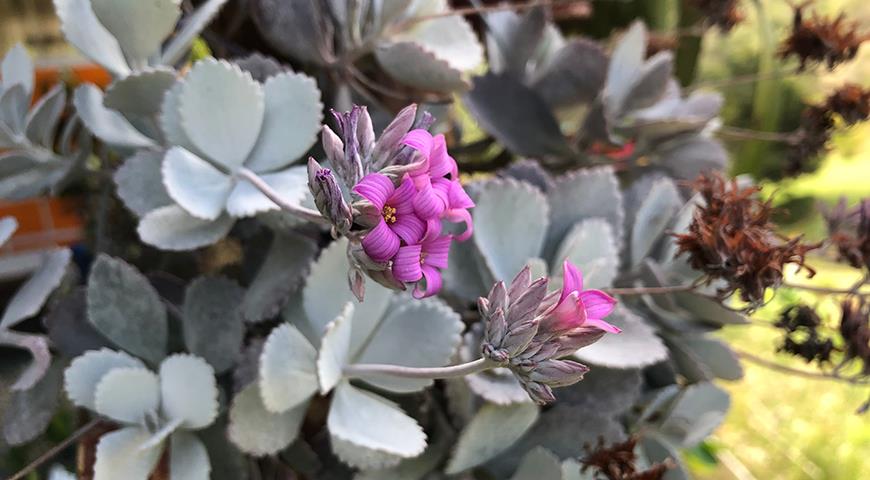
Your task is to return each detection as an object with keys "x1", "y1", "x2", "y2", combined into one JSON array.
[
  {"x1": 353, "y1": 130, "x2": 474, "y2": 298},
  {"x1": 541, "y1": 261, "x2": 621, "y2": 335}
]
